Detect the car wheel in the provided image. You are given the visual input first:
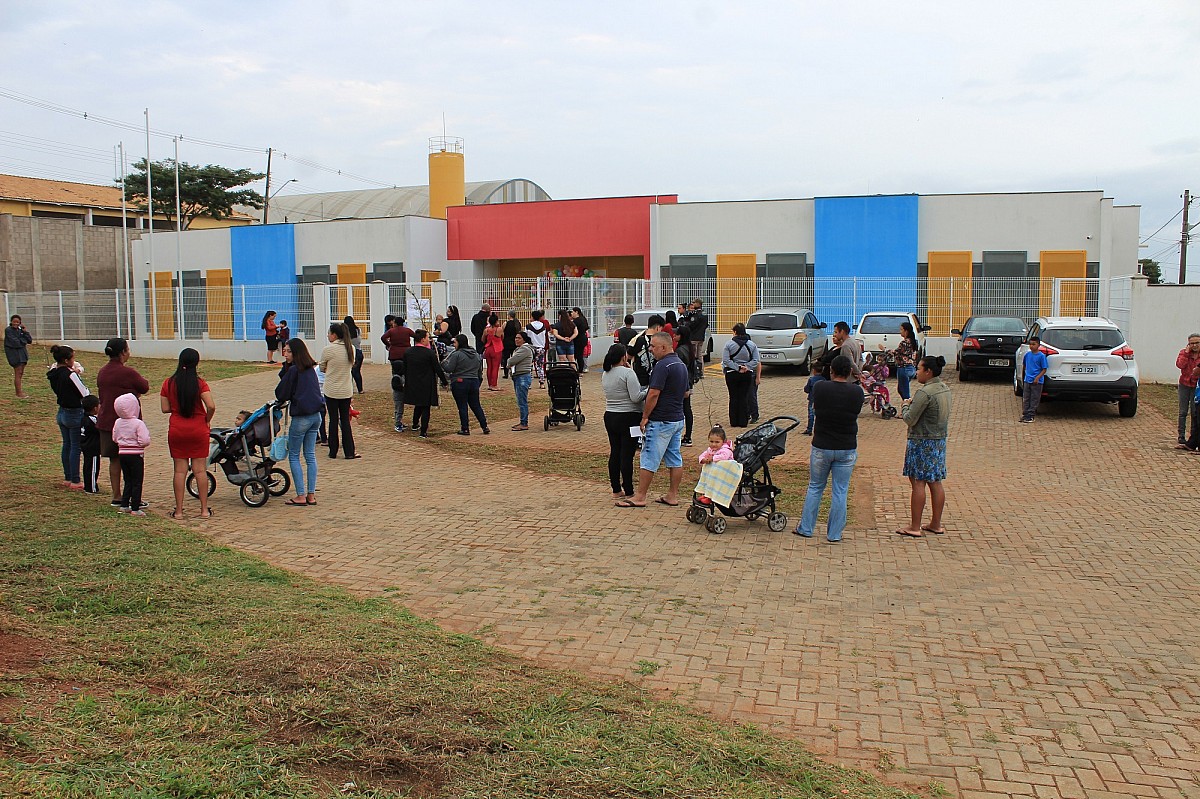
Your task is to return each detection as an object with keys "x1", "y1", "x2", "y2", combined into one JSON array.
[
  {"x1": 799, "y1": 349, "x2": 812, "y2": 376},
  {"x1": 958, "y1": 366, "x2": 970, "y2": 382},
  {"x1": 1118, "y1": 391, "x2": 1138, "y2": 418}
]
